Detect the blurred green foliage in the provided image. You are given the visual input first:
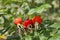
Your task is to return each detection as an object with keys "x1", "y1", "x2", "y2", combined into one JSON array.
[{"x1": 0, "y1": 0, "x2": 60, "y2": 40}]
